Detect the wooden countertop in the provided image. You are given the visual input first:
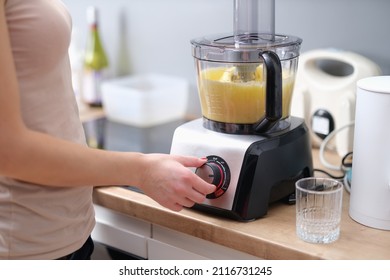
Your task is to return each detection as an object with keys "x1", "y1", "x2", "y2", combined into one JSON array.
[
  {"x1": 81, "y1": 106, "x2": 390, "y2": 259},
  {"x1": 92, "y1": 147, "x2": 390, "y2": 260}
]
